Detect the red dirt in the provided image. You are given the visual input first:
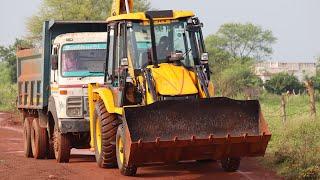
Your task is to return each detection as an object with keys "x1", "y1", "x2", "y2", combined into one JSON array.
[{"x1": 0, "y1": 112, "x2": 282, "y2": 180}]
